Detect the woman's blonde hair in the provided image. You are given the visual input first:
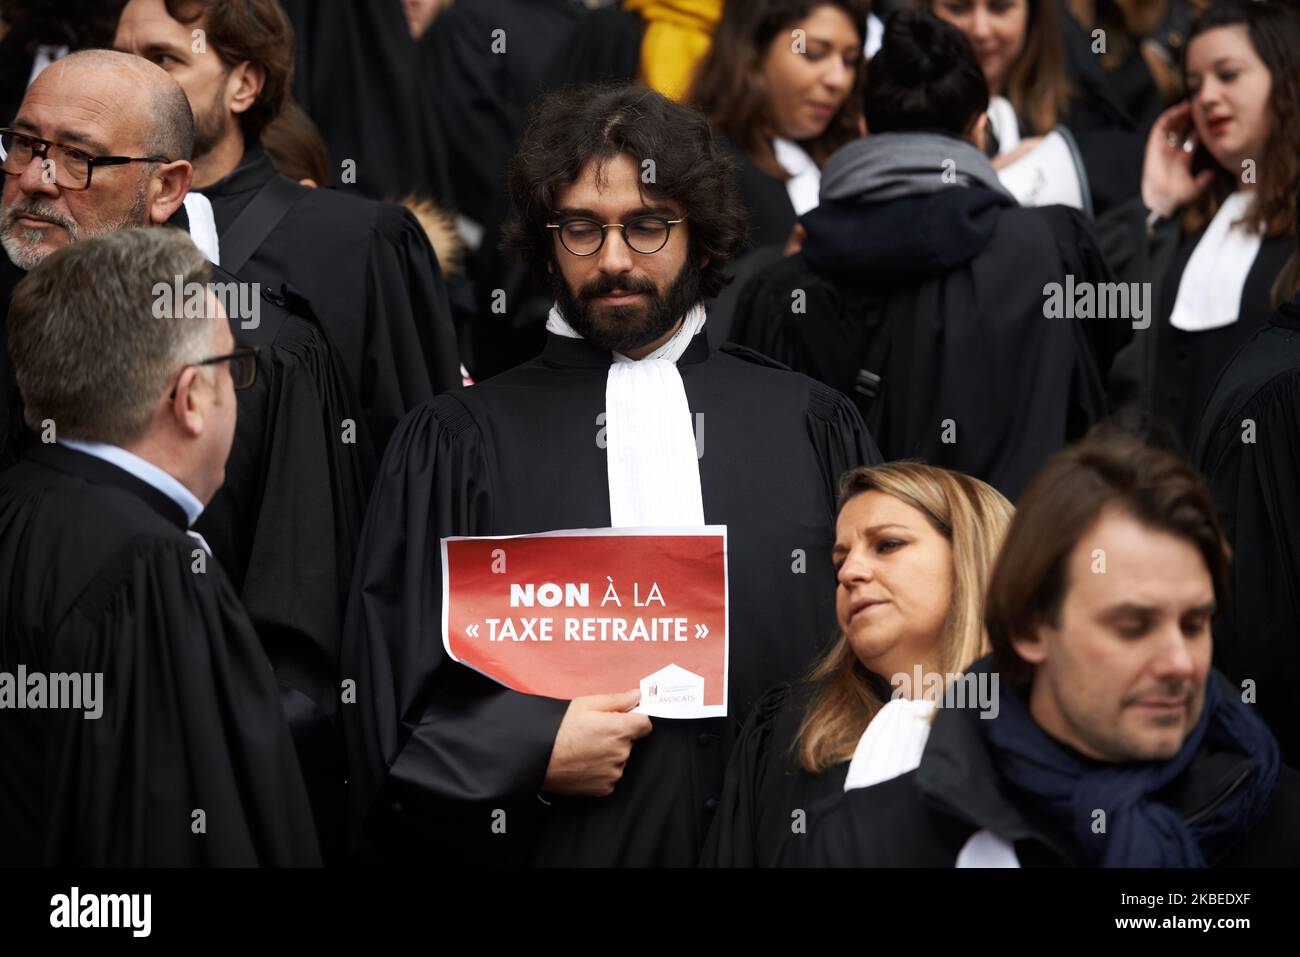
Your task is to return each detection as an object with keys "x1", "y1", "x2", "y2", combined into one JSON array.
[{"x1": 794, "y1": 462, "x2": 1014, "y2": 773}]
